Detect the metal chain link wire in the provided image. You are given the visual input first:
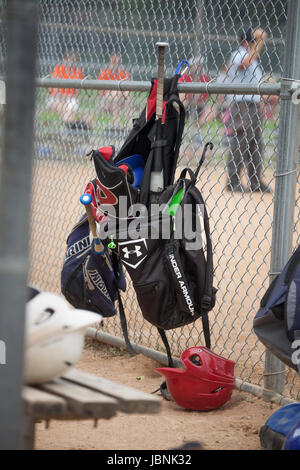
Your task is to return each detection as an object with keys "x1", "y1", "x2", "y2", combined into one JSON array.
[{"x1": 1, "y1": 0, "x2": 299, "y2": 399}]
